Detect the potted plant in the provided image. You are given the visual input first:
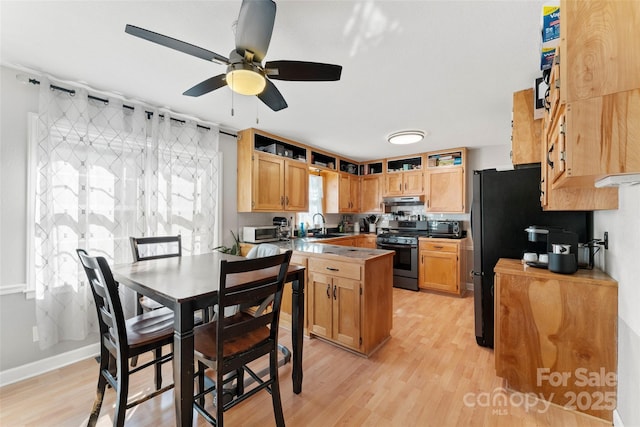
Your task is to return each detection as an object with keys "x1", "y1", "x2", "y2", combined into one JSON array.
[{"x1": 213, "y1": 230, "x2": 241, "y2": 255}]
